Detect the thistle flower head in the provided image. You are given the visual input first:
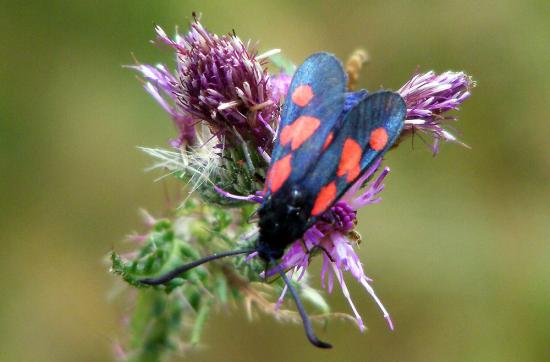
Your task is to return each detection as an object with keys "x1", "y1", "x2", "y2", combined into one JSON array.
[
  {"x1": 398, "y1": 70, "x2": 475, "y2": 153},
  {"x1": 155, "y1": 18, "x2": 281, "y2": 151}
]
